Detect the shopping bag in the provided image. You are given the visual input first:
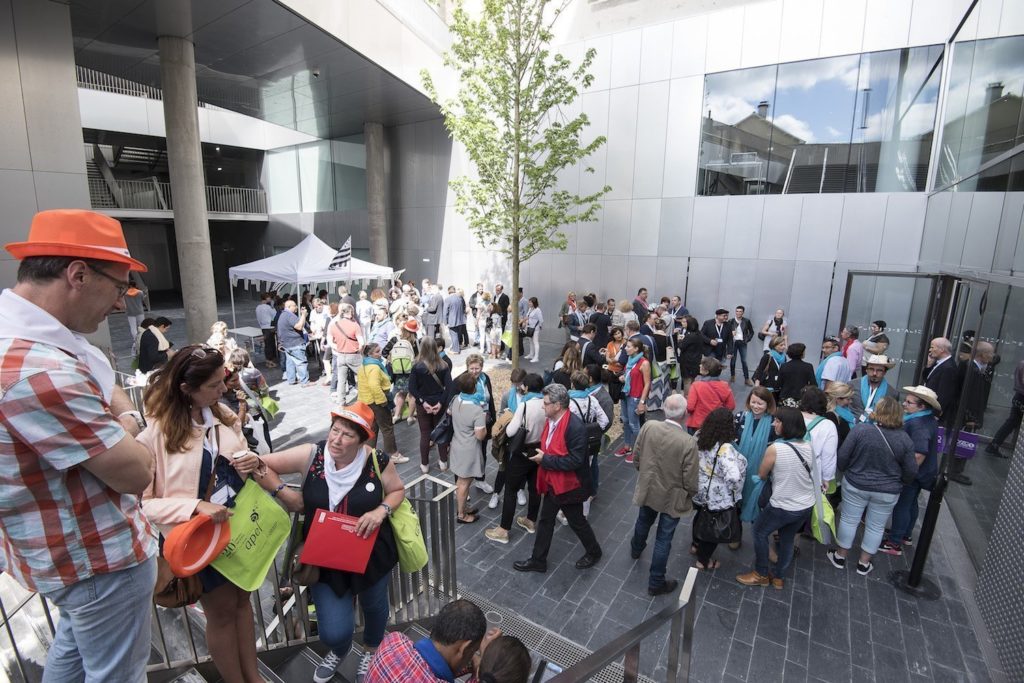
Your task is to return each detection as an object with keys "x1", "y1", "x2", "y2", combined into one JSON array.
[
  {"x1": 210, "y1": 480, "x2": 291, "y2": 591},
  {"x1": 810, "y1": 493, "x2": 837, "y2": 546},
  {"x1": 369, "y1": 452, "x2": 428, "y2": 573}
]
